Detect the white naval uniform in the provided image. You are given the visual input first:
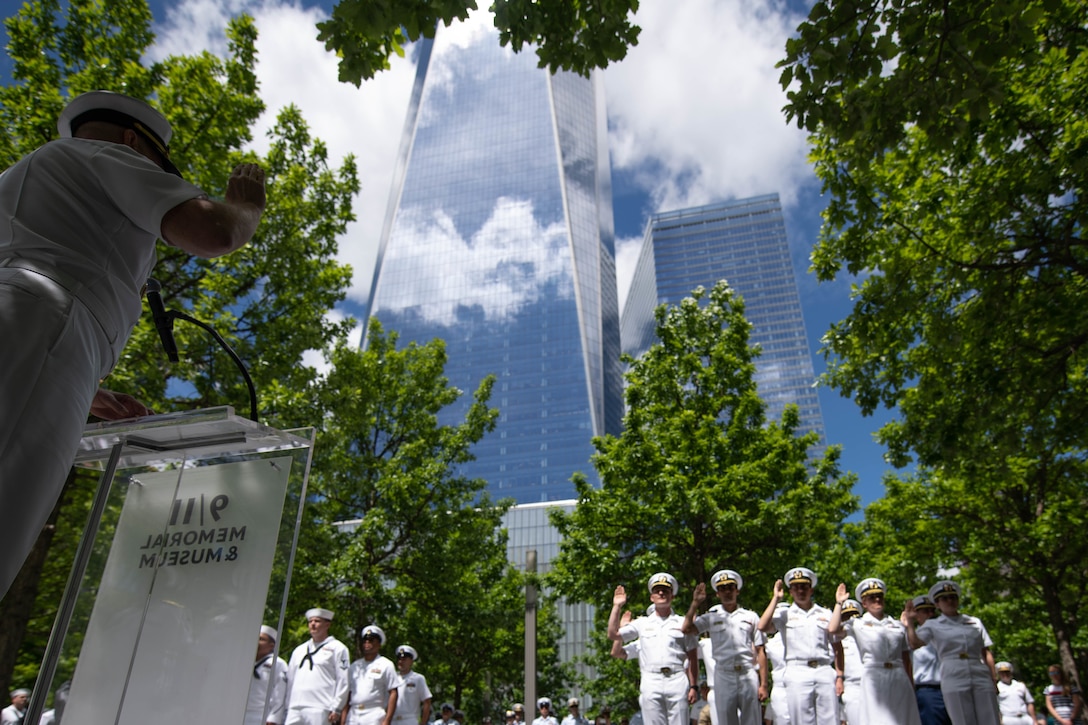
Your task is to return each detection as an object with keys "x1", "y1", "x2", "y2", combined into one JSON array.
[
  {"x1": 997, "y1": 679, "x2": 1034, "y2": 725},
  {"x1": 771, "y1": 602, "x2": 837, "y2": 725},
  {"x1": 619, "y1": 611, "x2": 698, "y2": 725},
  {"x1": 698, "y1": 638, "x2": 719, "y2": 725},
  {"x1": 532, "y1": 716, "x2": 558, "y2": 725},
  {"x1": 764, "y1": 634, "x2": 789, "y2": 725},
  {"x1": 394, "y1": 671, "x2": 432, "y2": 725},
  {"x1": 345, "y1": 655, "x2": 402, "y2": 725},
  {"x1": 839, "y1": 635, "x2": 862, "y2": 725},
  {"x1": 842, "y1": 613, "x2": 920, "y2": 725},
  {"x1": 247, "y1": 654, "x2": 290, "y2": 725},
  {"x1": 0, "y1": 138, "x2": 205, "y2": 599},
  {"x1": 692, "y1": 605, "x2": 765, "y2": 725},
  {"x1": 286, "y1": 636, "x2": 351, "y2": 725},
  {"x1": 0, "y1": 704, "x2": 25, "y2": 724},
  {"x1": 915, "y1": 614, "x2": 999, "y2": 725},
  {"x1": 561, "y1": 713, "x2": 590, "y2": 725}
]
